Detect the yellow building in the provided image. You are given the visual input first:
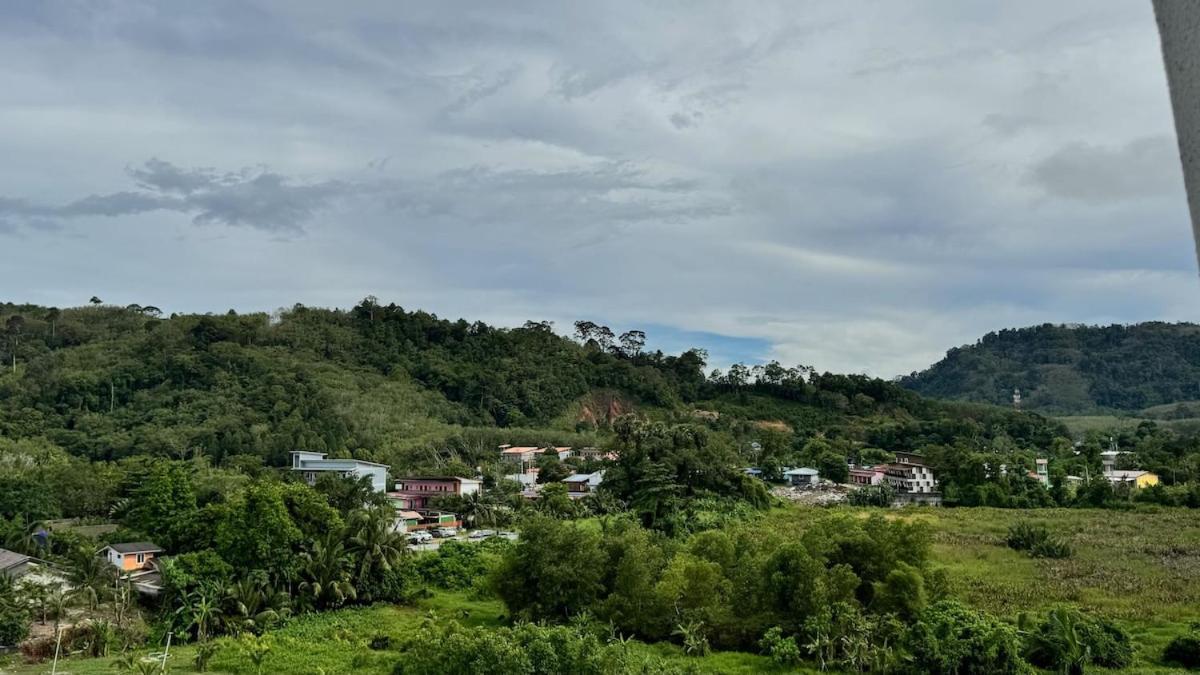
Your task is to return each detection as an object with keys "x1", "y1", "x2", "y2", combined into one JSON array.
[{"x1": 1104, "y1": 470, "x2": 1159, "y2": 489}]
